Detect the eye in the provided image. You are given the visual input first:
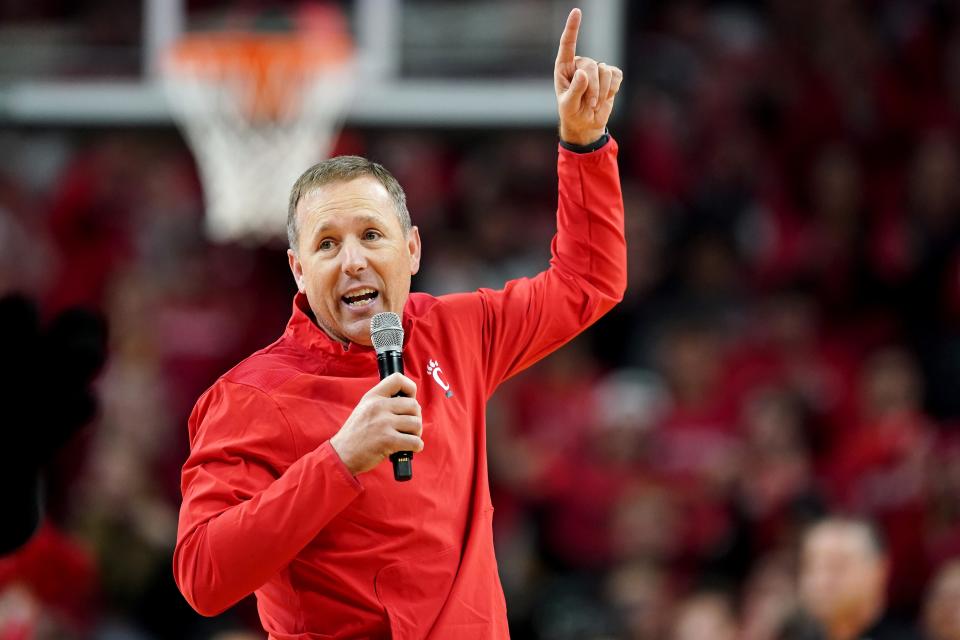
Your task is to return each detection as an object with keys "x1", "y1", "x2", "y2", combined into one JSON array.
[
  {"x1": 318, "y1": 239, "x2": 335, "y2": 251},
  {"x1": 363, "y1": 230, "x2": 383, "y2": 241}
]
